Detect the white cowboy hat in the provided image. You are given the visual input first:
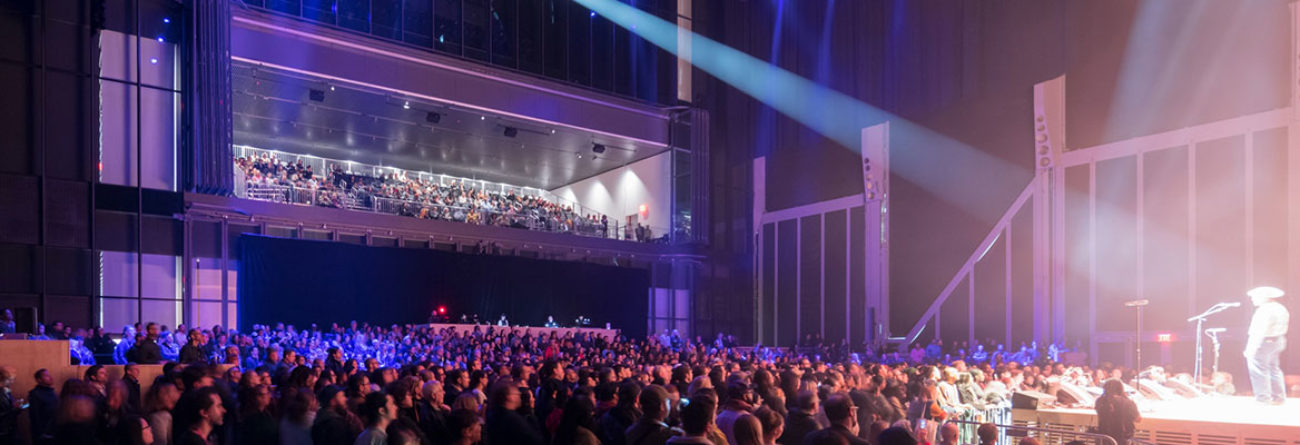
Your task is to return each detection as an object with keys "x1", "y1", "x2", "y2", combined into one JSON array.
[{"x1": 1247, "y1": 286, "x2": 1285, "y2": 300}]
